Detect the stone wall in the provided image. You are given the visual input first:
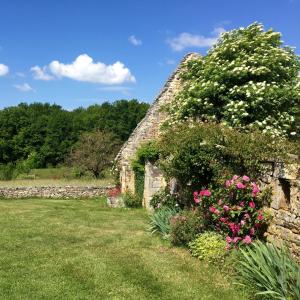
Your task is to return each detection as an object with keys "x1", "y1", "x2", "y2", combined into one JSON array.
[
  {"x1": 143, "y1": 161, "x2": 166, "y2": 210},
  {"x1": 0, "y1": 186, "x2": 113, "y2": 199},
  {"x1": 265, "y1": 162, "x2": 300, "y2": 254},
  {"x1": 116, "y1": 53, "x2": 200, "y2": 195}
]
